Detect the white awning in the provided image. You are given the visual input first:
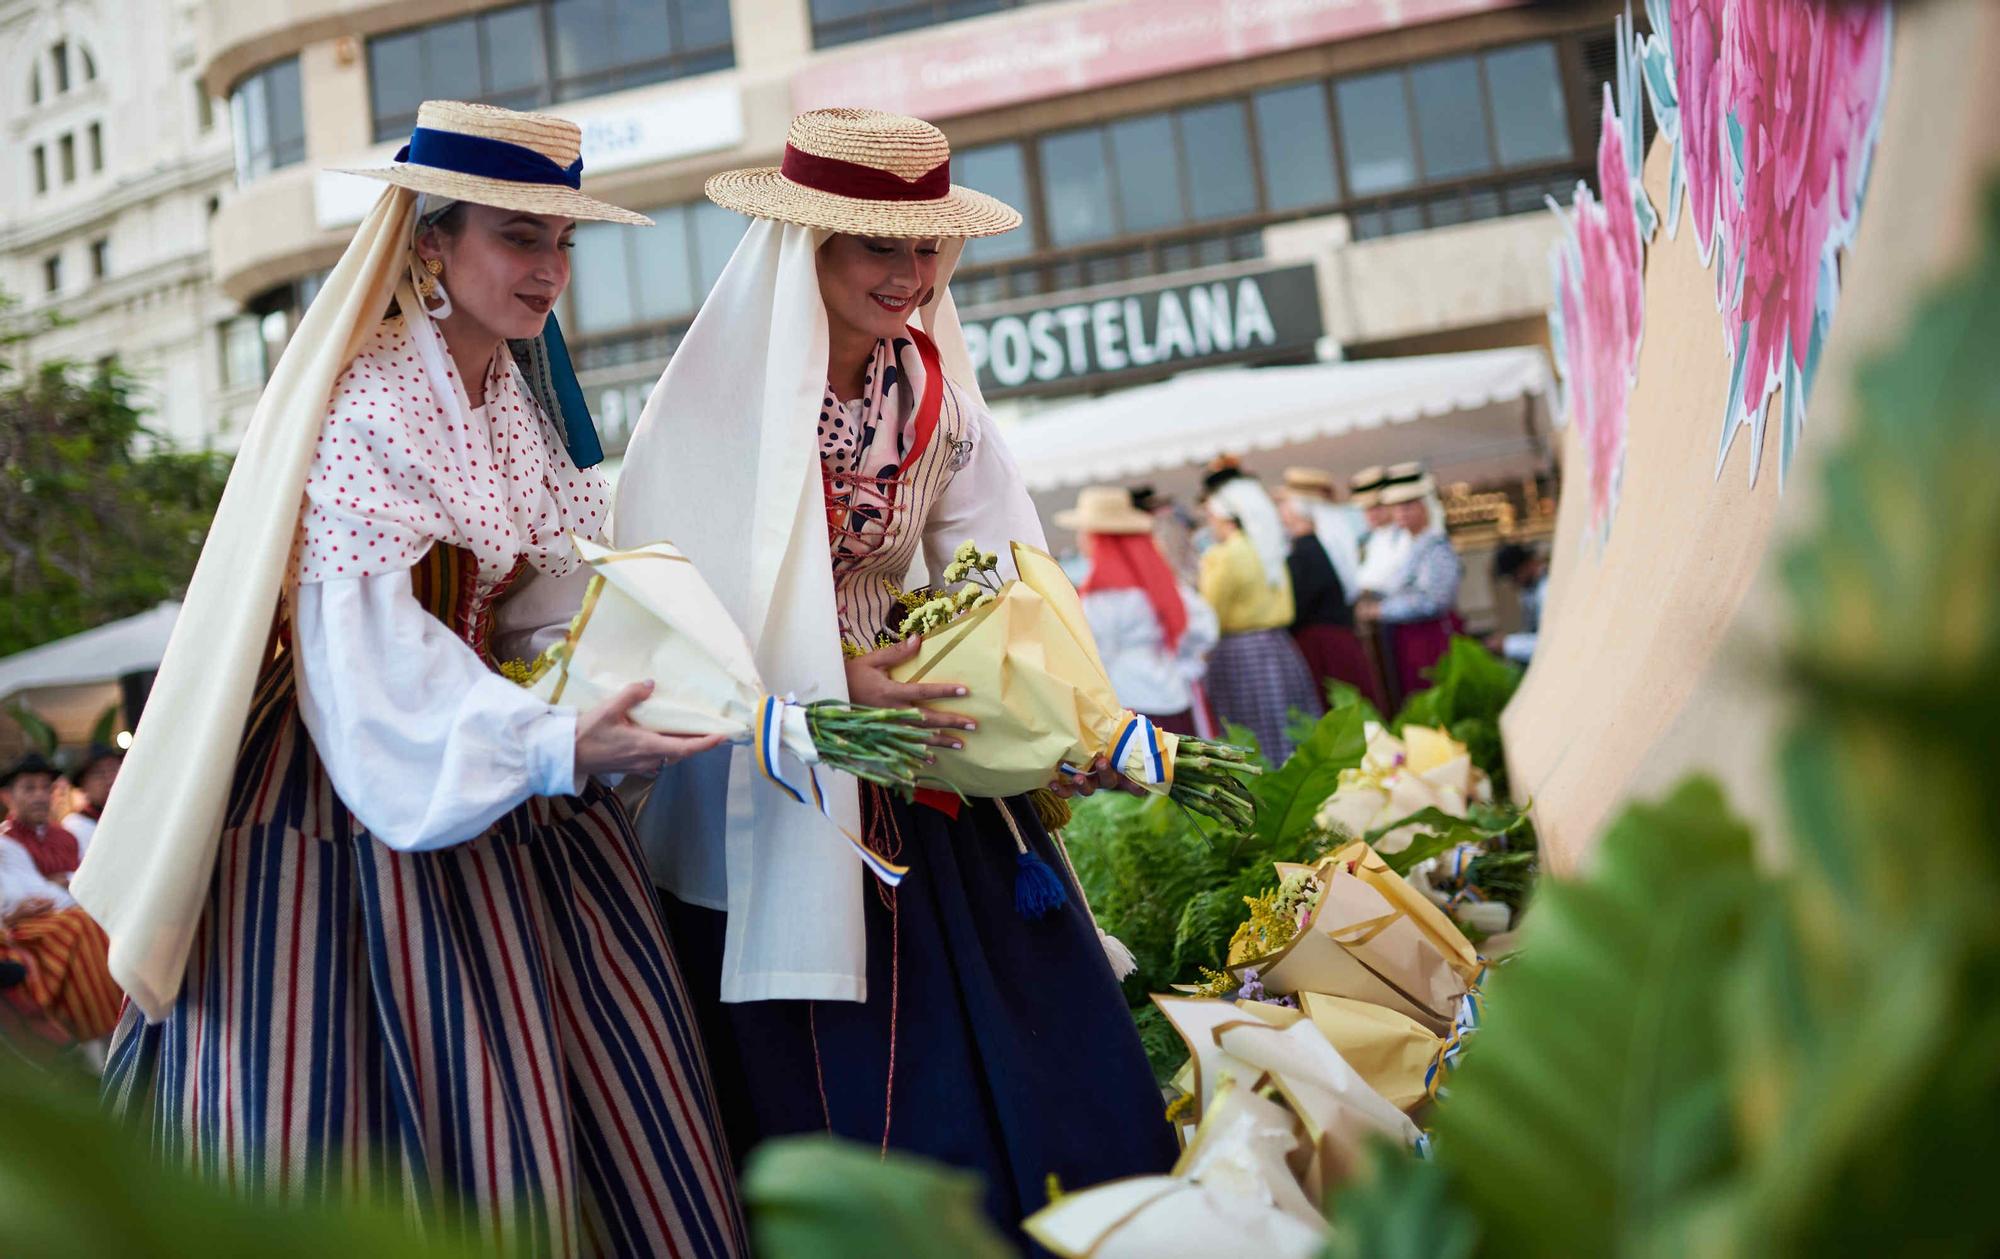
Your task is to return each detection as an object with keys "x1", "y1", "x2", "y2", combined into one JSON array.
[
  {"x1": 1001, "y1": 347, "x2": 1554, "y2": 530},
  {"x1": 0, "y1": 603, "x2": 179, "y2": 745}
]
